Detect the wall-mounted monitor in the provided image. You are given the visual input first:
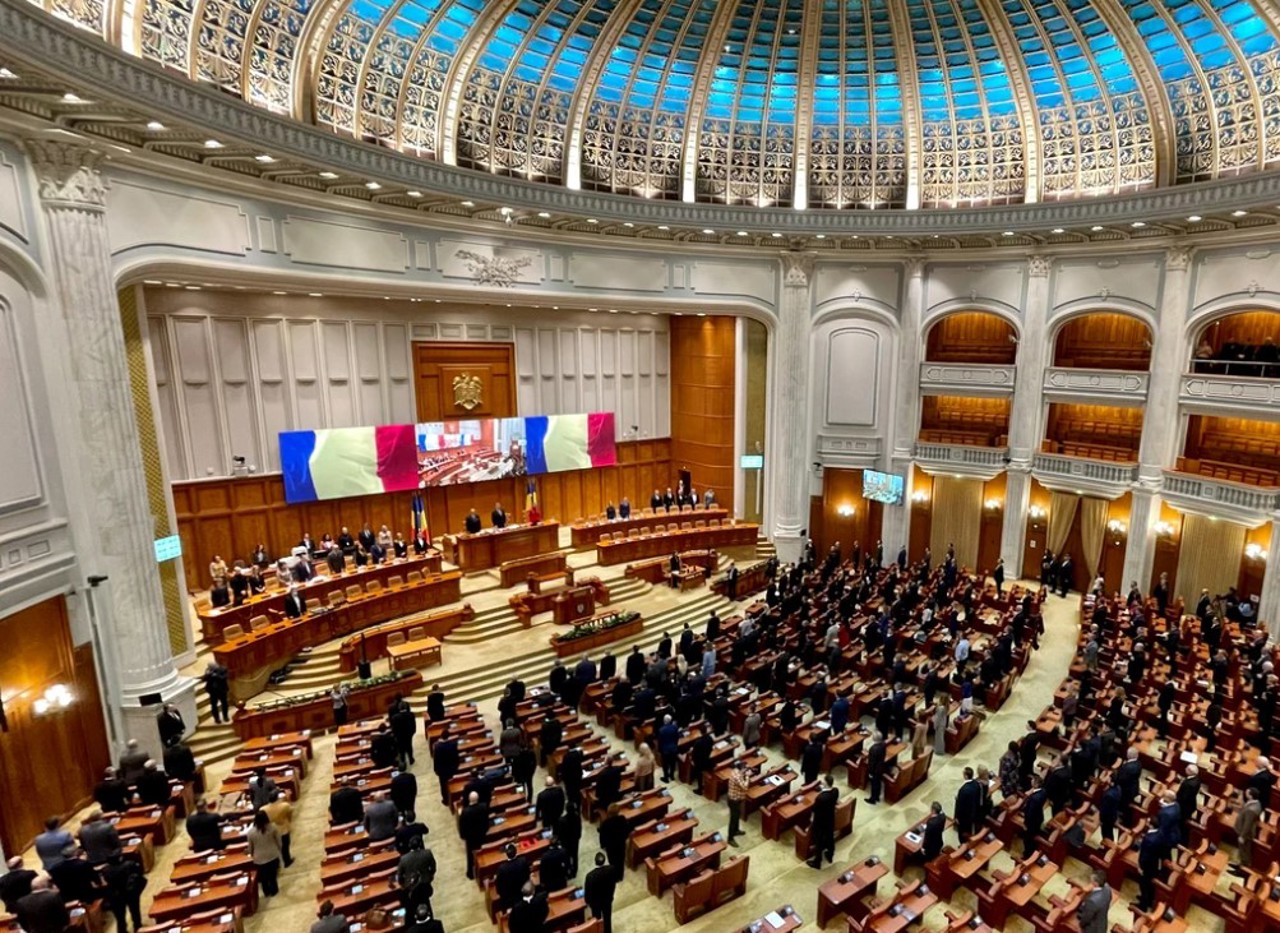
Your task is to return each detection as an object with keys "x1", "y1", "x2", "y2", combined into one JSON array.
[
  {"x1": 862, "y1": 470, "x2": 905, "y2": 505},
  {"x1": 154, "y1": 535, "x2": 183, "y2": 563},
  {"x1": 740, "y1": 454, "x2": 764, "y2": 469}
]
